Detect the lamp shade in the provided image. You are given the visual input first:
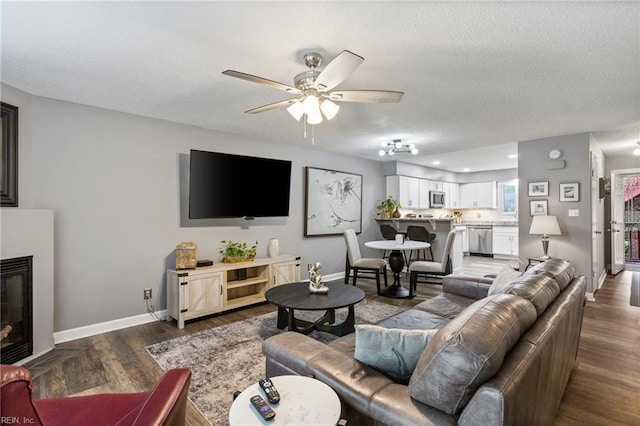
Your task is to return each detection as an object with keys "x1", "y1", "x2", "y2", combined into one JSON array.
[{"x1": 529, "y1": 215, "x2": 561, "y2": 235}]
